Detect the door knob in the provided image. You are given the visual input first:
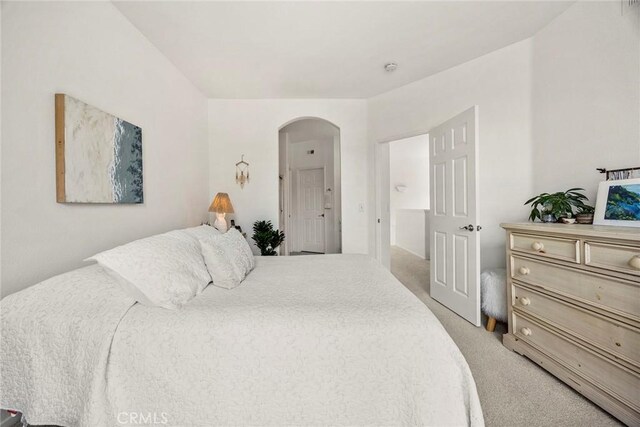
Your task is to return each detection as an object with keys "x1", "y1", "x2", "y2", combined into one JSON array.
[
  {"x1": 319, "y1": 214, "x2": 325, "y2": 218},
  {"x1": 459, "y1": 224, "x2": 474, "y2": 231}
]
